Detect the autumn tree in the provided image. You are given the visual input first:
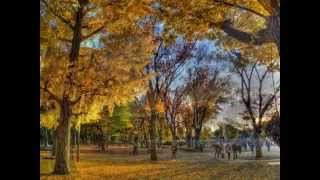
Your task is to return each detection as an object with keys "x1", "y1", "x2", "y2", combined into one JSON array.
[
  {"x1": 180, "y1": 104, "x2": 193, "y2": 148},
  {"x1": 40, "y1": 0, "x2": 154, "y2": 174},
  {"x1": 231, "y1": 52, "x2": 279, "y2": 158},
  {"x1": 163, "y1": 87, "x2": 188, "y2": 158},
  {"x1": 186, "y1": 65, "x2": 229, "y2": 149}
]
